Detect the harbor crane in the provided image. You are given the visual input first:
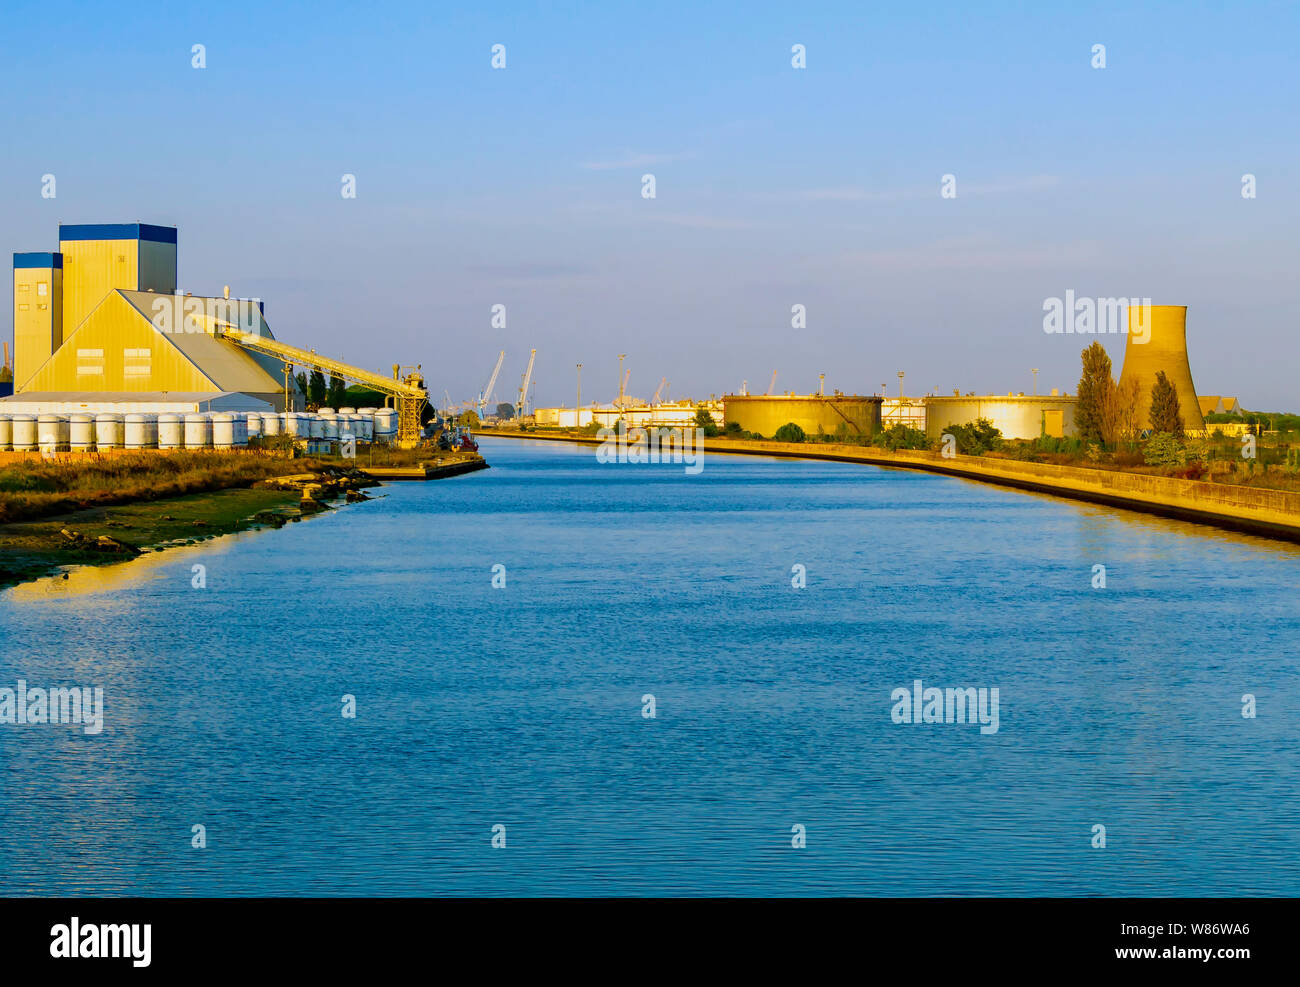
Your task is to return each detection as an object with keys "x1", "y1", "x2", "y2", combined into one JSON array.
[
  {"x1": 214, "y1": 325, "x2": 428, "y2": 448},
  {"x1": 516, "y1": 348, "x2": 536, "y2": 418},
  {"x1": 478, "y1": 350, "x2": 505, "y2": 416},
  {"x1": 766, "y1": 370, "x2": 777, "y2": 395},
  {"x1": 652, "y1": 376, "x2": 667, "y2": 404}
]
